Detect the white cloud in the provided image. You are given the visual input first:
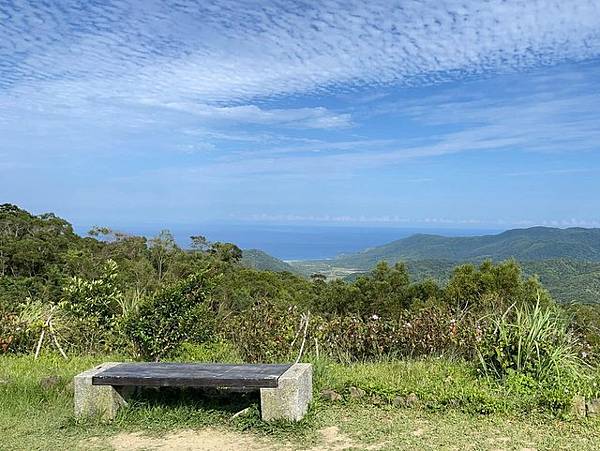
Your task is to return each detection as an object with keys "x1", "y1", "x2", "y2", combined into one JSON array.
[
  {"x1": 1, "y1": 0, "x2": 600, "y2": 113},
  {"x1": 153, "y1": 102, "x2": 352, "y2": 129},
  {"x1": 233, "y1": 214, "x2": 600, "y2": 228}
]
